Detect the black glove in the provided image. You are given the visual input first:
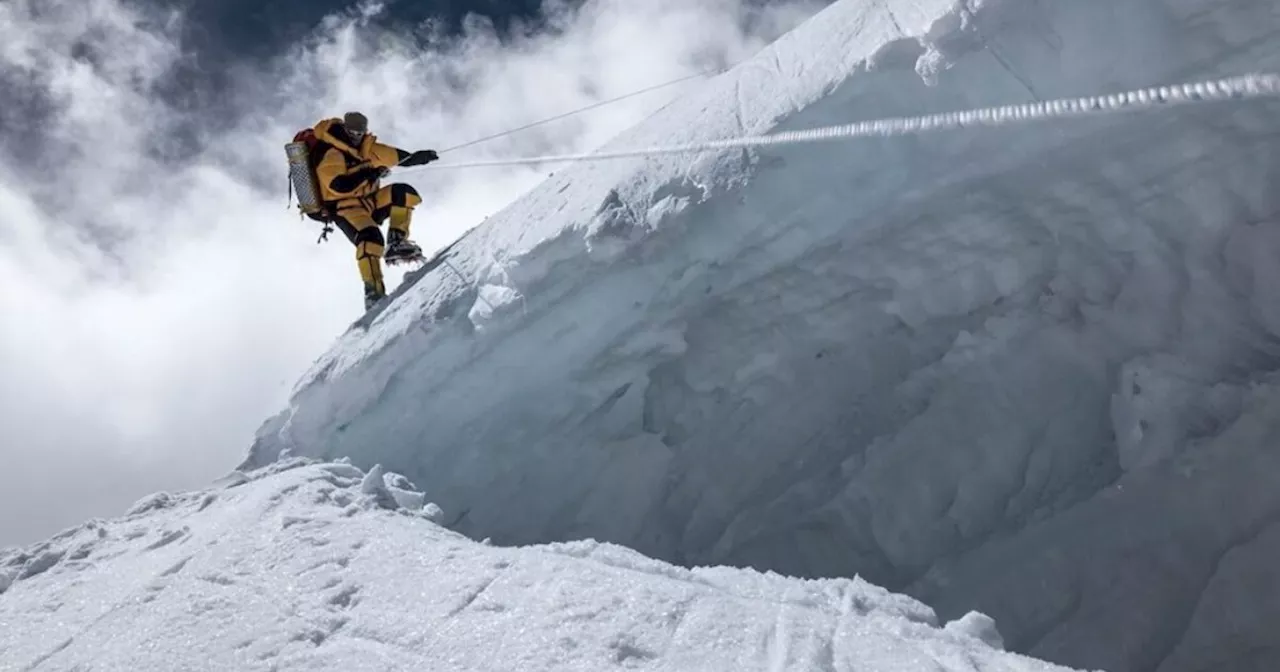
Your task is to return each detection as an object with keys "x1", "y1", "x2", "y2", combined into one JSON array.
[
  {"x1": 329, "y1": 164, "x2": 386, "y2": 193},
  {"x1": 401, "y1": 149, "x2": 439, "y2": 167}
]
